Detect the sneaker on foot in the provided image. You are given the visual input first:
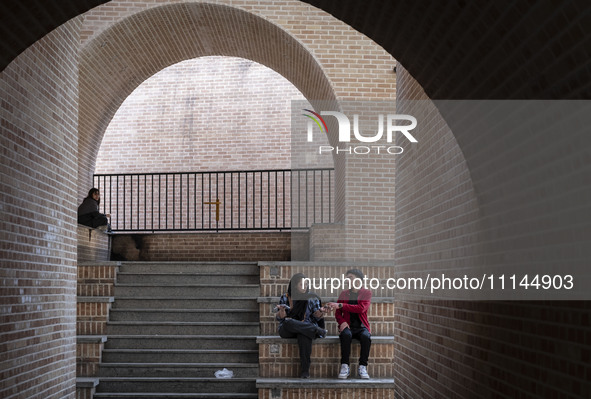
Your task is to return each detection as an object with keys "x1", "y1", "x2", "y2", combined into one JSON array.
[
  {"x1": 338, "y1": 363, "x2": 350, "y2": 379},
  {"x1": 358, "y1": 365, "x2": 370, "y2": 379},
  {"x1": 316, "y1": 327, "x2": 328, "y2": 339}
]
